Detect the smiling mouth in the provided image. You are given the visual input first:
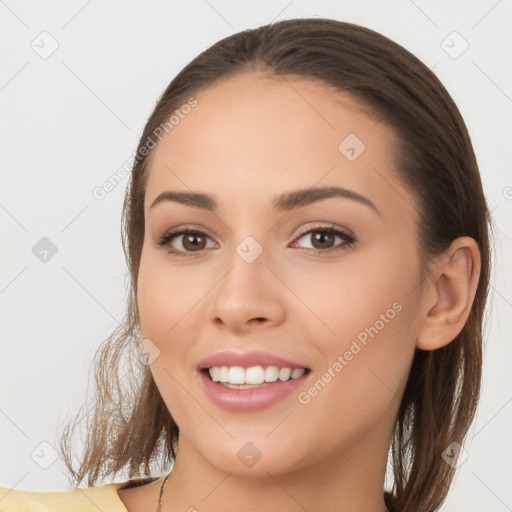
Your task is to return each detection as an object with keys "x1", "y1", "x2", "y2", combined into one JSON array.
[{"x1": 201, "y1": 365, "x2": 311, "y2": 389}]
